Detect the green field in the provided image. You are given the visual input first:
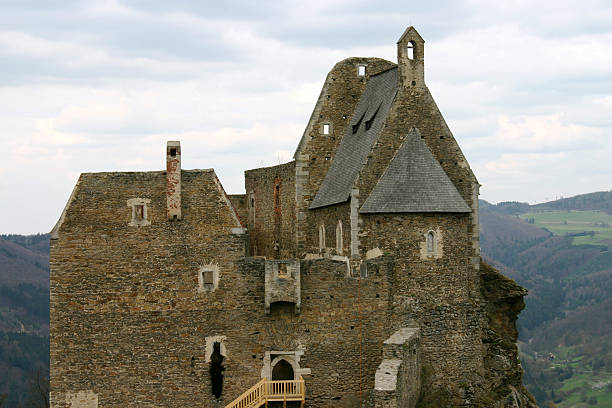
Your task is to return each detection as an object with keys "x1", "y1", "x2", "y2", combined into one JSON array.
[{"x1": 520, "y1": 210, "x2": 612, "y2": 247}]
